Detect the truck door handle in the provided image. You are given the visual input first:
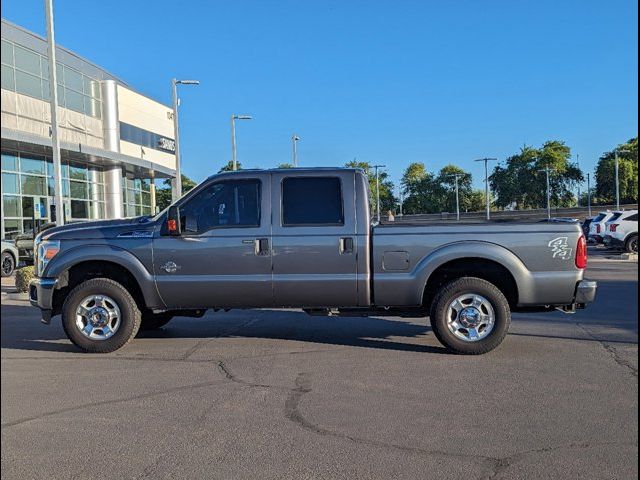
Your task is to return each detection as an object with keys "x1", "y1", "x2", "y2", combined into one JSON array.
[
  {"x1": 339, "y1": 237, "x2": 354, "y2": 254},
  {"x1": 255, "y1": 238, "x2": 270, "y2": 256}
]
